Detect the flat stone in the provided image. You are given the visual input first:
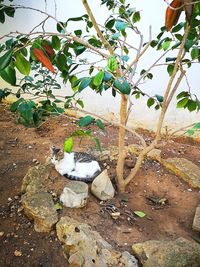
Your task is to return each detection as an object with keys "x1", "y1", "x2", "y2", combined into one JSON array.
[
  {"x1": 91, "y1": 170, "x2": 115, "y2": 200},
  {"x1": 161, "y1": 157, "x2": 200, "y2": 188},
  {"x1": 132, "y1": 237, "x2": 200, "y2": 267},
  {"x1": 22, "y1": 191, "x2": 58, "y2": 233},
  {"x1": 193, "y1": 205, "x2": 200, "y2": 232},
  {"x1": 60, "y1": 181, "x2": 88, "y2": 208},
  {"x1": 21, "y1": 163, "x2": 53, "y2": 194},
  {"x1": 56, "y1": 216, "x2": 138, "y2": 267}
]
